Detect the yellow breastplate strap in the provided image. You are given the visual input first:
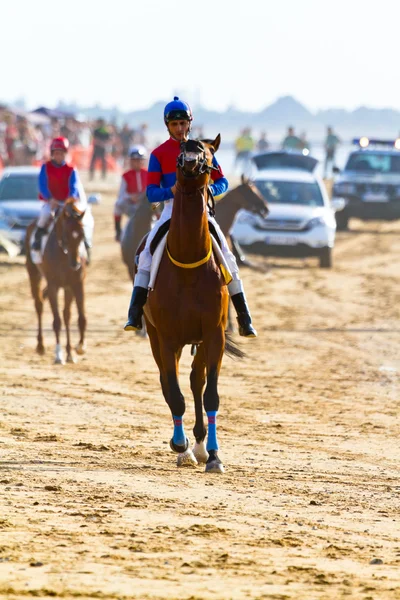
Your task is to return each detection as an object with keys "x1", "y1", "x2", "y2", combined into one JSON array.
[{"x1": 166, "y1": 239, "x2": 212, "y2": 269}]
